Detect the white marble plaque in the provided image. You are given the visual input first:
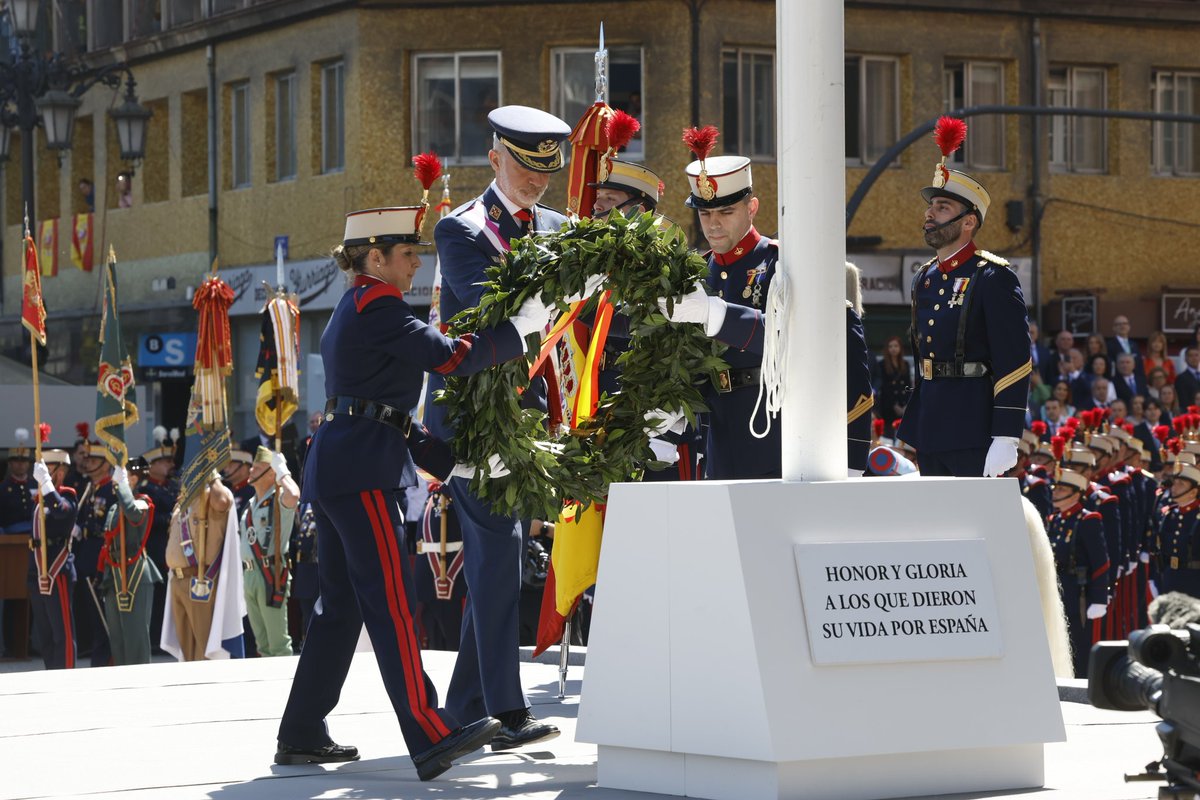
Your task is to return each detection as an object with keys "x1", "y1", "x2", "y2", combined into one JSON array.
[{"x1": 795, "y1": 539, "x2": 1003, "y2": 665}]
